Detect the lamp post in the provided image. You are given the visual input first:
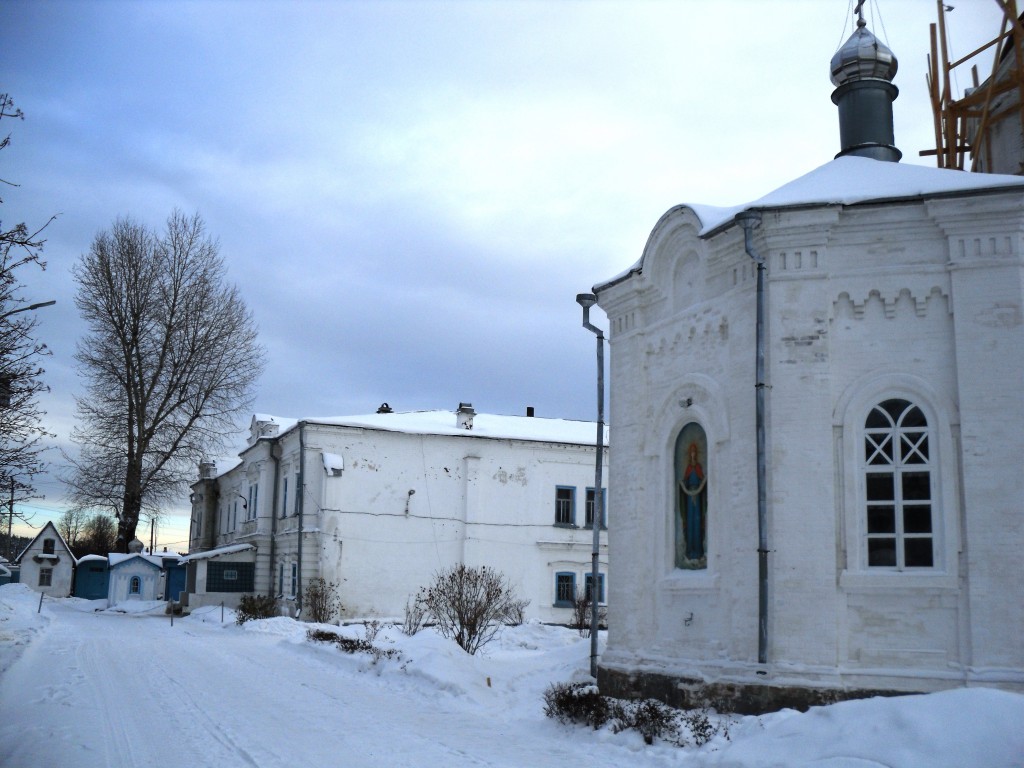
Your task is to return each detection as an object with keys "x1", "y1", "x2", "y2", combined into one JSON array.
[
  {"x1": 576, "y1": 292, "x2": 605, "y2": 680},
  {"x1": 0, "y1": 300, "x2": 56, "y2": 320}
]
